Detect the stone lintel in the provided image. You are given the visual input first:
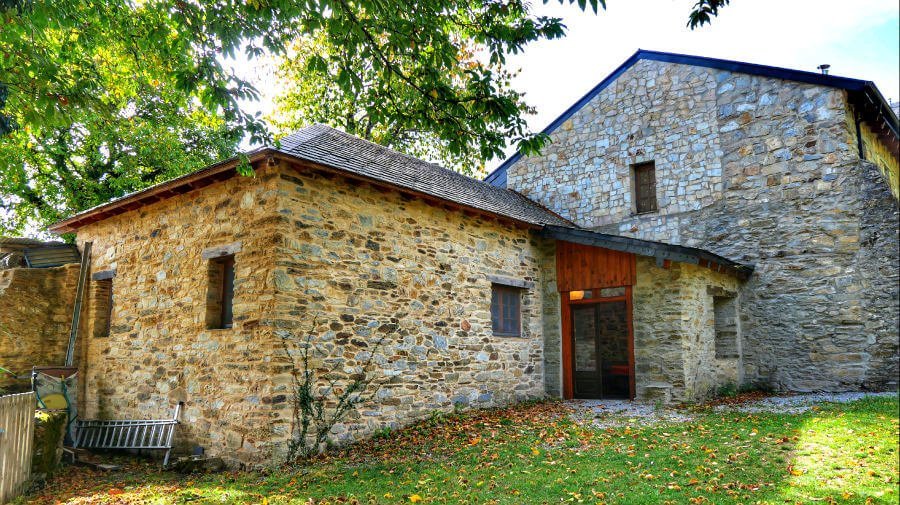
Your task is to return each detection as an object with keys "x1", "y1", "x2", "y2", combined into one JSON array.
[
  {"x1": 201, "y1": 241, "x2": 242, "y2": 260},
  {"x1": 707, "y1": 285, "x2": 737, "y2": 298},
  {"x1": 487, "y1": 274, "x2": 534, "y2": 289},
  {"x1": 91, "y1": 269, "x2": 116, "y2": 281}
]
